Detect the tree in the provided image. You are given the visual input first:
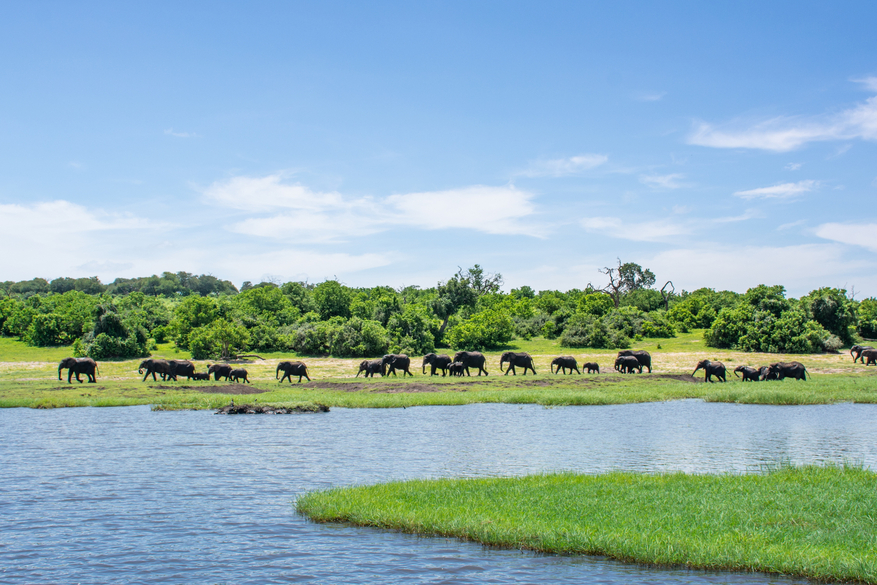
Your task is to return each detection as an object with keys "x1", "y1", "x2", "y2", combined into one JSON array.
[
  {"x1": 313, "y1": 280, "x2": 352, "y2": 320},
  {"x1": 598, "y1": 259, "x2": 656, "y2": 308},
  {"x1": 430, "y1": 275, "x2": 477, "y2": 340},
  {"x1": 458, "y1": 264, "x2": 503, "y2": 296}
]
